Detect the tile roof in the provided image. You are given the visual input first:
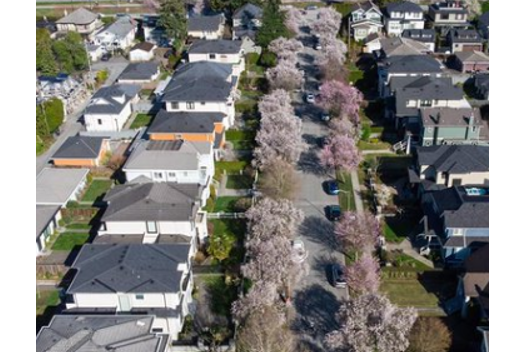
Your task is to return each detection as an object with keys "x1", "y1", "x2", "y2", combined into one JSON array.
[
  {"x1": 131, "y1": 41, "x2": 156, "y2": 52},
  {"x1": 36, "y1": 205, "x2": 61, "y2": 239},
  {"x1": 52, "y1": 135, "x2": 106, "y2": 160},
  {"x1": 67, "y1": 243, "x2": 191, "y2": 294},
  {"x1": 455, "y1": 50, "x2": 489, "y2": 63},
  {"x1": 148, "y1": 110, "x2": 225, "y2": 134},
  {"x1": 118, "y1": 62, "x2": 159, "y2": 81},
  {"x1": 36, "y1": 315, "x2": 169, "y2": 352},
  {"x1": 187, "y1": 14, "x2": 225, "y2": 32},
  {"x1": 233, "y1": 3, "x2": 263, "y2": 20},
  {"x1": 85, "y1": 84, "x2": 141, "y2": 115},
  {"x1": 56, "y1": 8, "x2": 98, "y2": 25},
  {"x1": 162, "y1": 61, "x2": 234, "y2": 102},
  {"x1": 383, "y1": 55, "x2": 442, "y2": 74},
  {"x1": 189, "y1": 39, "x2": 243, "y2": 55},
  {"x1": 101, "y1": 182, "x2": 202, "y2": 222},
  {"x1": 36, "y1": 168, "x2": 89, "y2": 205},
  {"x1": 416, "y1": 145, "x2": 489, "y2": 174}
]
